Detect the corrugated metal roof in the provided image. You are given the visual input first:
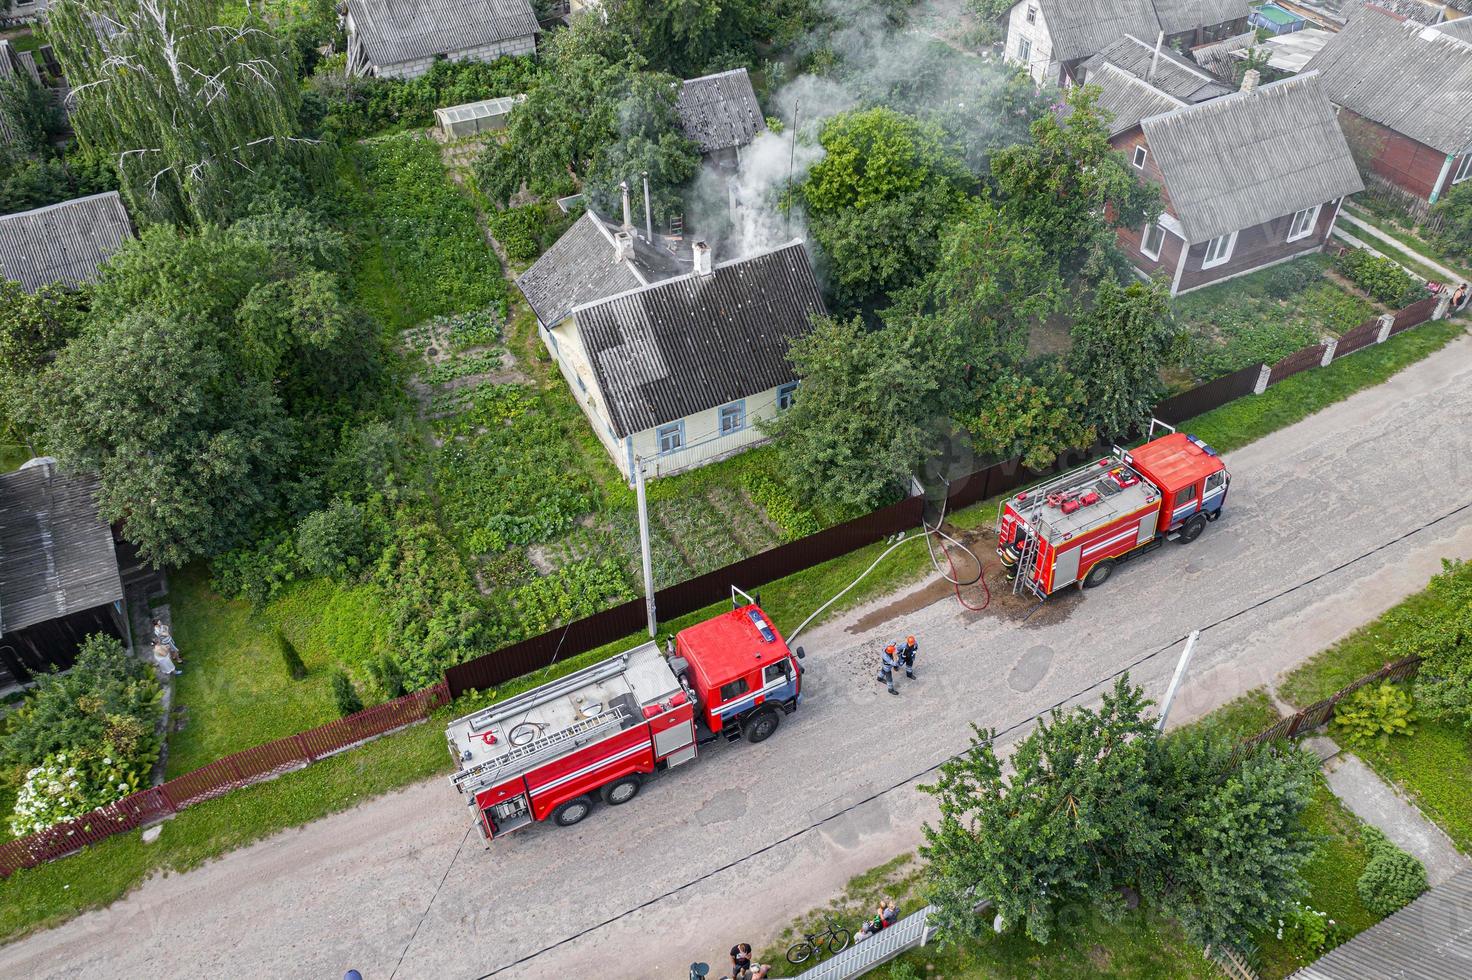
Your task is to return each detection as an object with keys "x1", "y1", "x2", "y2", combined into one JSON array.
[
  {"x1": 346, "y1": 0, "x2": 538, "y2": 69},
  {"x1": 1191, "y1": 30, "x2": 1257, "y2": 81},
  {"x1": 1141, "y1": 71, "x2": 1363, "y2": 243},
  {"x1": 1035, "y1": 0, "x2": 1164, "y2": 64},
  {"x1": 1087, "y1": 61, "x2": 1187, "y2": 135},
  {"x1": 515, "y1": 211, "x2": 684, "y2": 328},
  {"x1": 0, "y1": 191, "x2": 133, "y2": 293},
  {"x1": 1083, "y1": 33, "x2": 1233, "y2": 101},
  {"x1": 572, "y1": 241, "x2": 826, "y2": 438},
  {"x1": 675, "y1": 68, "x2": 765, "y2": 155},
  {"x1": 1153, "y1": 0, "x2": 1251, "y2": 35},
  {"x1": 1305, "y1": 6, "x2": 1472, "y2": 154},
  {"x1": 0, "y1": 463, "x2": 123, "y2": 636},
  {"x1": 1290, "y1": 867, "x2": 1472, "y2": 979}
]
